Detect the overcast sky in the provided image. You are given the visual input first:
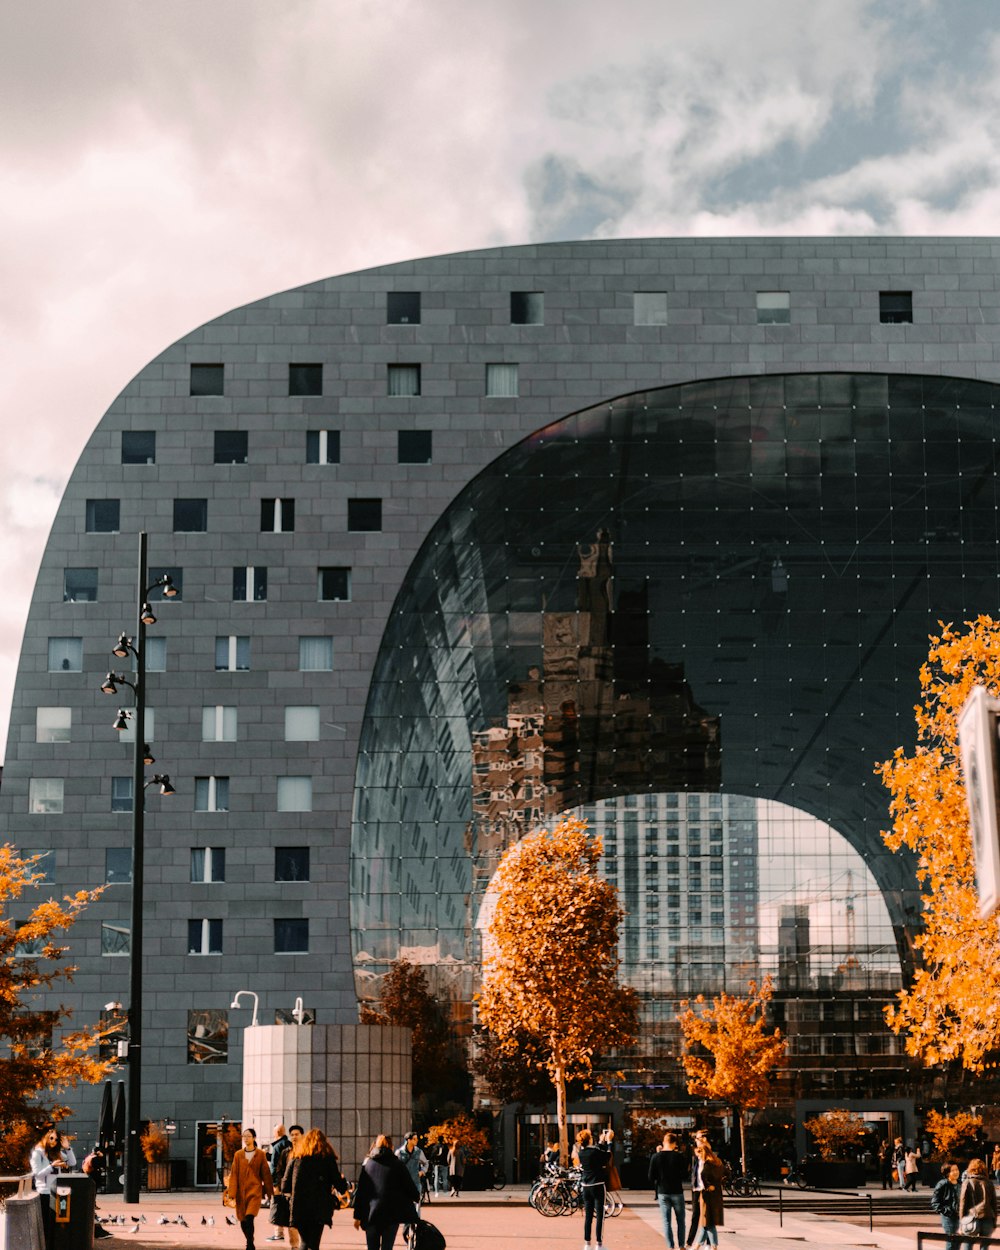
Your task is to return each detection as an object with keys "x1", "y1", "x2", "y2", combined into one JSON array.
[{"x1": 2, "y1": 0, "x2": 999, "y2": 757}]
